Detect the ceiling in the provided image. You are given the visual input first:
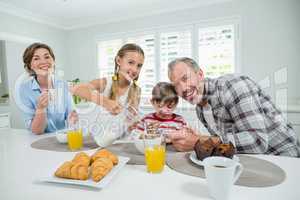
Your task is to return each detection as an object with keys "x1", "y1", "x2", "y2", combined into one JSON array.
[{"x1": 0, "y1": 0, "x2": 230, "y2": 30}]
